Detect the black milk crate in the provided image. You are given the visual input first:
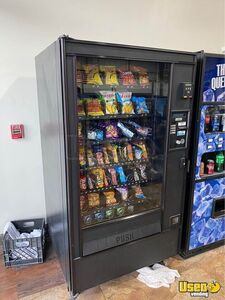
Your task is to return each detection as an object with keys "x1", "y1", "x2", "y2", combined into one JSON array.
[{"x1": 3, "y1": 218, "x2": 45, "y2": 267}]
